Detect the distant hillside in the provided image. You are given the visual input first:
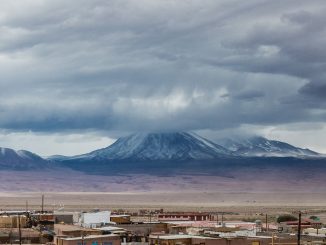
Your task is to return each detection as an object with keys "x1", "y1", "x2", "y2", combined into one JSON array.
[
  {"x1": 1, "y1": 132, "x2": 323, "y2": 173},
  {"x1": 0, "y1": 133, "x2": 325, "y2": 191},
  {"x1": 219, "y1": 136, "x2": 319, "y2": 157},
  {"x1": 0, "y1": 147, "x2": 48, "y2": 170}
]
